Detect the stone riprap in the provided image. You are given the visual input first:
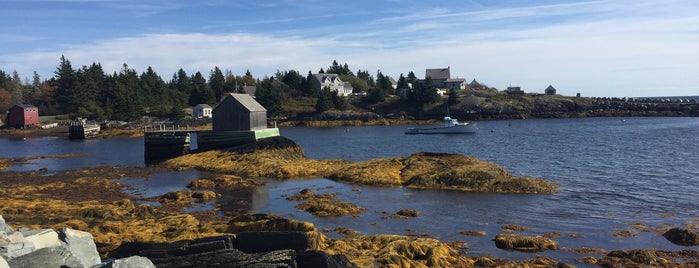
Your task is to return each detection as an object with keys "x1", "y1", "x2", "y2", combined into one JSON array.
[
  {"x1": 0, "y1": 215, "x2": 155, "y2": 268},
  {"x1": 1, "y1": 215, "x2": 355, "y2": 268}
]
